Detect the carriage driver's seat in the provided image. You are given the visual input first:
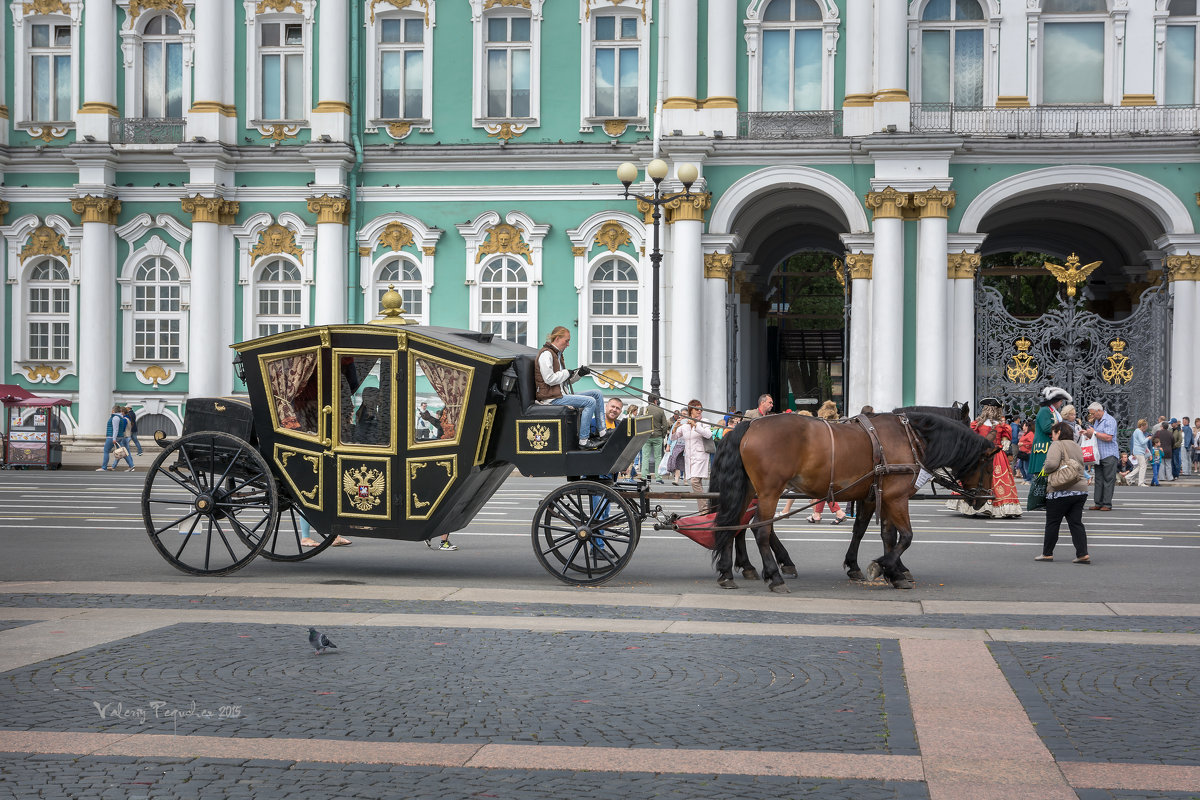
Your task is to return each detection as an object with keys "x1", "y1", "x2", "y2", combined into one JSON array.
[{"x1": 512, "y1": 355, "x2": 582, "y2": 446}]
